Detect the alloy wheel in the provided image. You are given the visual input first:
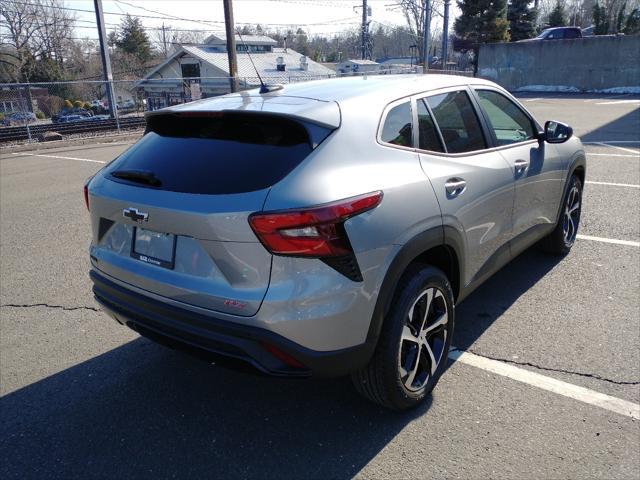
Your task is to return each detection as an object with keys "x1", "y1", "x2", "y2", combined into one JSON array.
[
  {"x1": 562, "y1": 184, "x2": 581, "y2": 245},
  {"x1": 398, "y1": 287, "x2": 449, "y2": 392}
]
